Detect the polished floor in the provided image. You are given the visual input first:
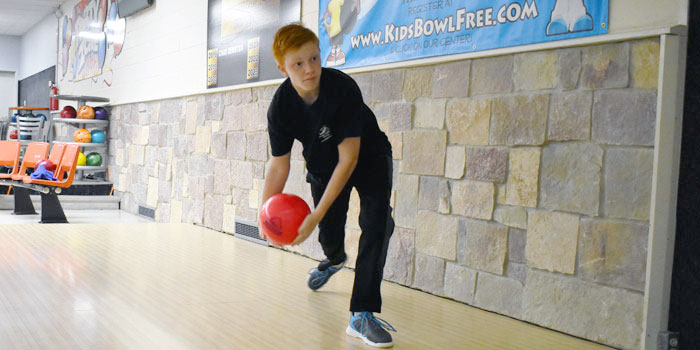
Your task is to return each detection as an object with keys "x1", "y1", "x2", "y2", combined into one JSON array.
[
  {"x1": 1, "y1": 209, "x2": 152, "y2": 224},
  {"x1": 0, "y1": 218, "x2": 613, "y2": 349}
]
